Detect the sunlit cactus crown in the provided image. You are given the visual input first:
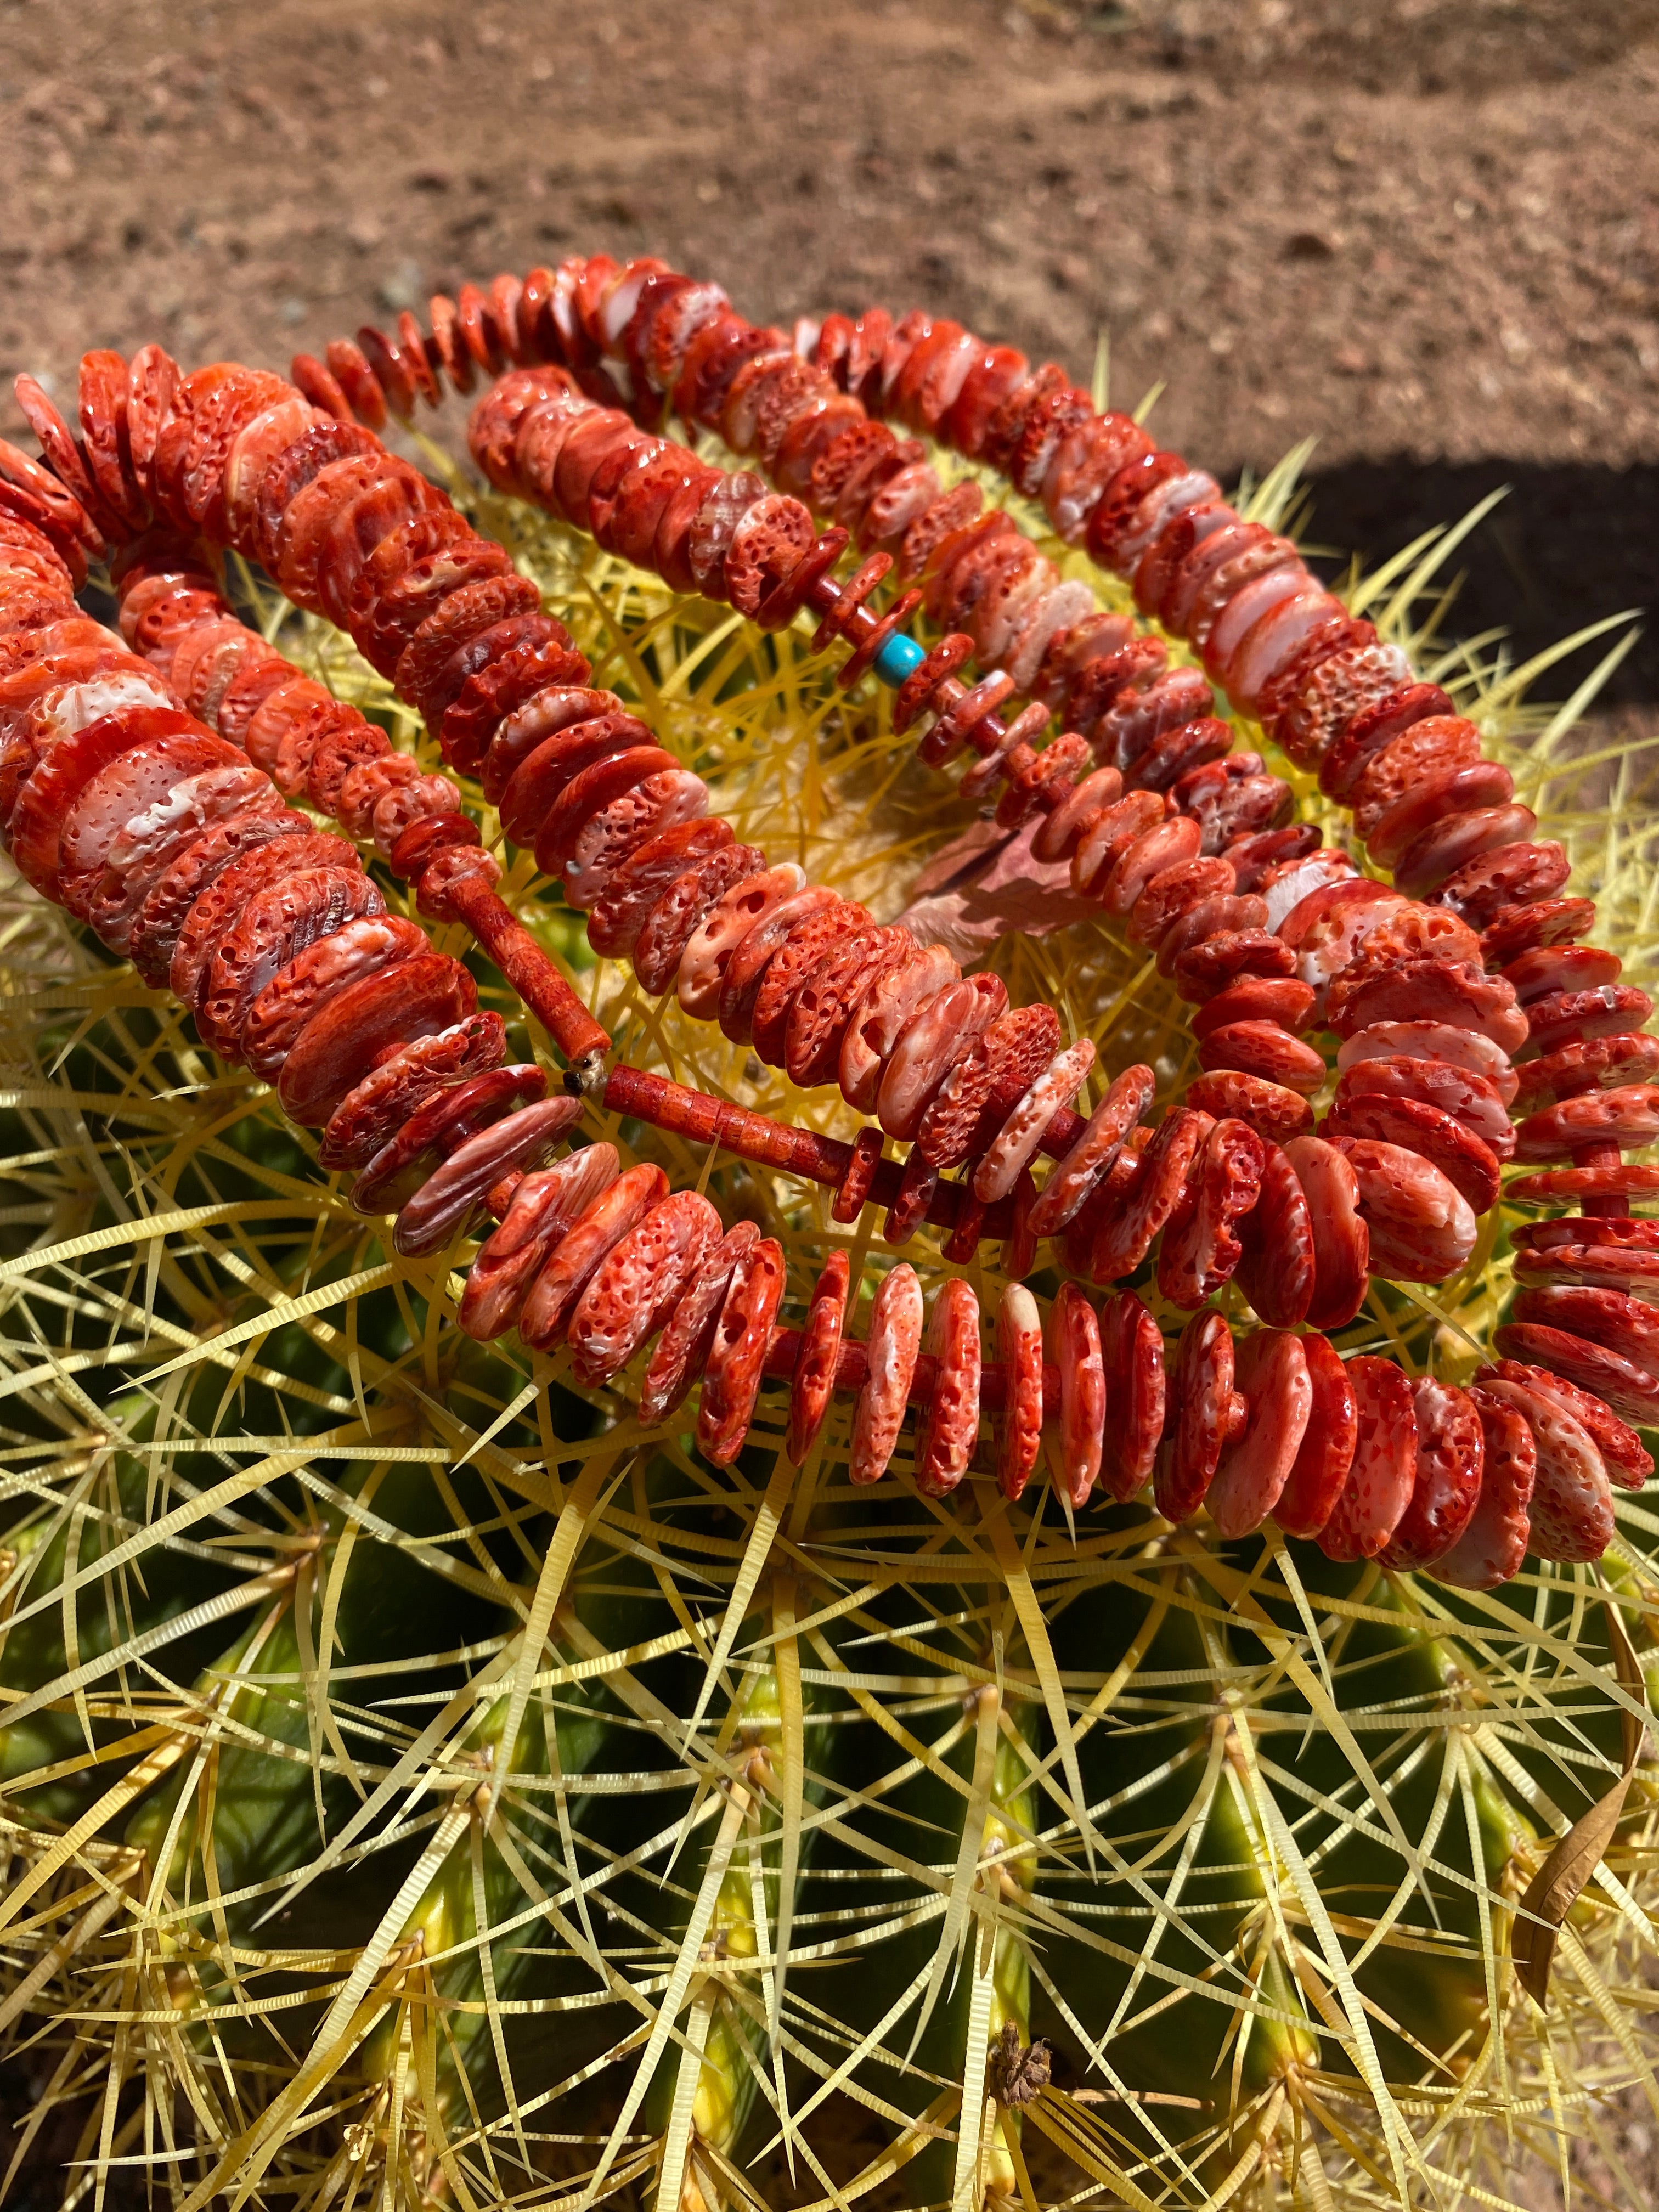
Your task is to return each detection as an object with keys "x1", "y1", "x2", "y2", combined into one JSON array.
[{"x1": 0, "y1": 251, "x2": 1656, "y2": 2212}]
